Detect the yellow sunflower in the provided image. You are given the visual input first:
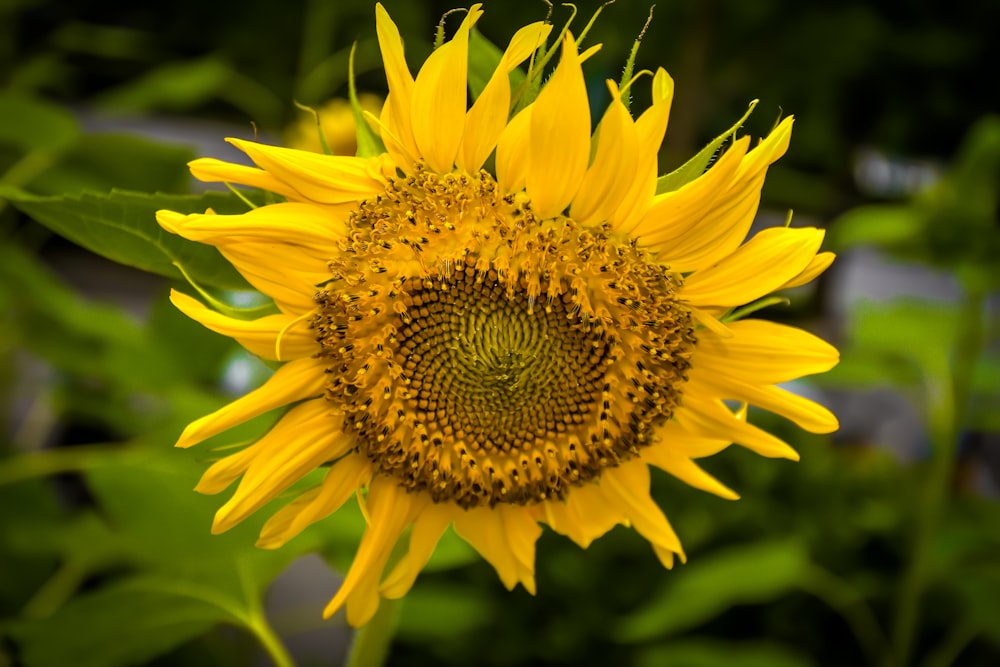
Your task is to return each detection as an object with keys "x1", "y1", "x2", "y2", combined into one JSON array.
[{"x1": 157, "y1": 3, "x2": 839, "y2": 627}]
